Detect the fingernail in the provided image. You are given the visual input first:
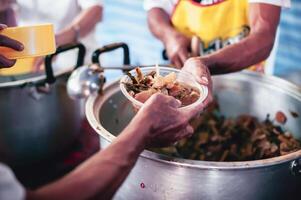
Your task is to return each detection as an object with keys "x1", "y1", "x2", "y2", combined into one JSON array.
[
  {"x1": 18, "y1": 44, "x2": 24, "y2": 51},
  {"x1": 201, "y1": 76, "x2": 208, "y2": 83}
]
